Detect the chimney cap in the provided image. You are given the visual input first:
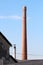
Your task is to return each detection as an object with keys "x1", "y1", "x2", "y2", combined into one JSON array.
[{"x1": 23, "y1": 6, "x2": 26, "y2": 10}]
